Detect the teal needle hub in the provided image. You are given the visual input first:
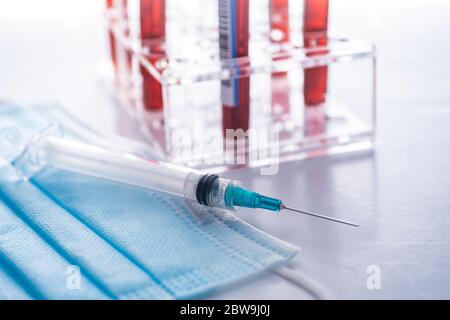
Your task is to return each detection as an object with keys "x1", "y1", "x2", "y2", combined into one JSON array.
[{"x1": 224, "y1": 184, "x2": 283, "y2": 212}]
